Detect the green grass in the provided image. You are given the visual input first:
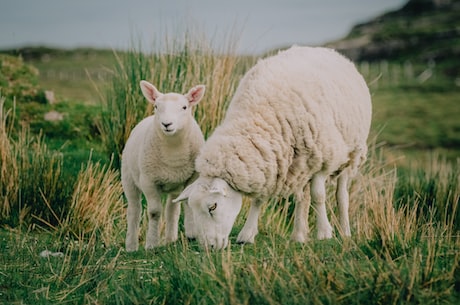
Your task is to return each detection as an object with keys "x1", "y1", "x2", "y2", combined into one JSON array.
[
  {"x1": 1, "y1": 32, "x2": 460, "y2": 304},
  {"x1": 371, "y1": 87, "x2": 460, "y2": 148},
  {"x1": 0, "y1": 199, "x2": 458, "y2": 304}
]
